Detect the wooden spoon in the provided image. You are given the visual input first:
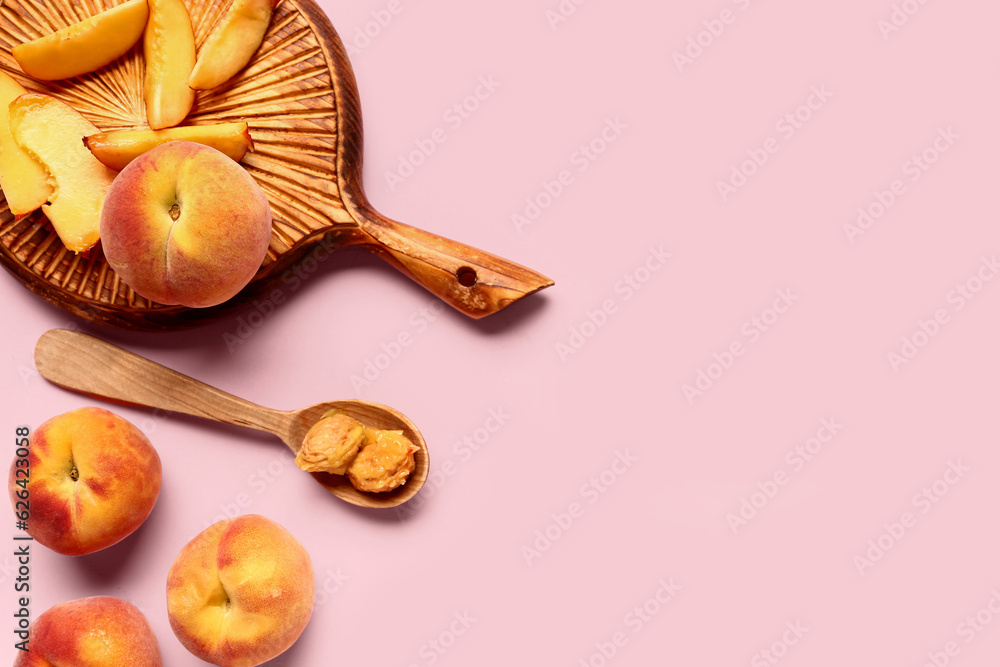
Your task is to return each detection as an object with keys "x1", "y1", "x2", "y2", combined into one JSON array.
[{"x1": 34, "y1": 329, "x2": 428, "y2": 509}]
